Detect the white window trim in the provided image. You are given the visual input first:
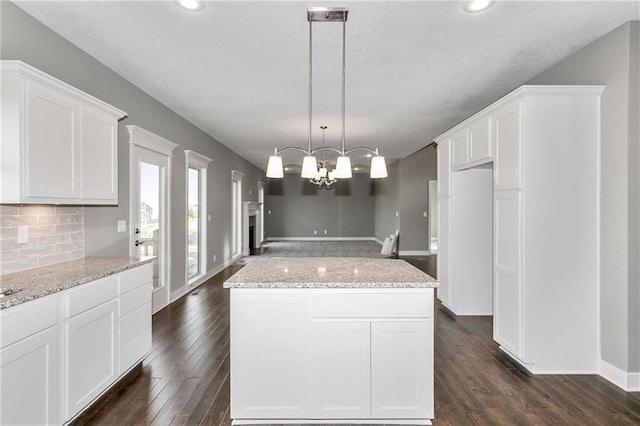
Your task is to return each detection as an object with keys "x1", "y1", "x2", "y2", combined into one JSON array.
[
  {"x1": 231, "y1": 169, "x2": 245, "y2": 182},
  {"x1": 185, "y1": 150, "x2": 212, "y2": 287},
  {"x1": 127, "y1": 125, "x2": 178, "y2": 156},
  {"x1": 231, "y1": 170, "x2": 244, "y2": 259}
]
